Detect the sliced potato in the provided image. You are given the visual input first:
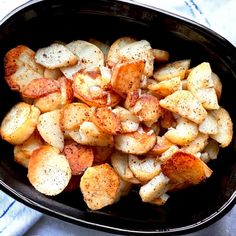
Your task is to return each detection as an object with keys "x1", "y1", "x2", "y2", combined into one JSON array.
[
  {"x1": 187, "y1": 62, "x2": 219, "y2": 110},
  {"x1": 115, "y1": 178, "x2": 132, "y2": 202},
  {"x1": 128, "y1": 155, "x2": 161, "y2": 182},
  {"x1": 210, "y1": 107, "x2": 233, "y2": 147},
  {"x1": 149, "y1": 193, "x2": 170, "y2": 205},
  {"x1": 68, "y1": 121, "x2": 113, "y2": 147},
  {"x1": 37, "y1": 109, "x2": 64, "y2": 151},
  {"x1": 160, "y1": 109, "x2": 176, "y2": 129},
  {"x1": 203, "y1": 139, "x2": 219, "y2": 160},
  {"x1": 152, "y1": 49, "x2": 169, "y2": 63},
  {"x1": 80, "y1": 163, "x2": 120, "y2": 210},
  {"x1": 165, "y1": 117, "x2": 198, "y2": 146},
  {"x1": 44, "y1": 68, "x2": 63, "y2": 79},
  {"x1": 60, "y1": 62, "x2": 82, "y2": 80},
  {"x1": 93, "y1": 146, "x2": 113, "y2": 164},
  {"x1": 199, "y1": 112, "x2": 218, "y2": 135},
  {"x1": 28, "y1": 145, "x2": 71, "y2": 196},
  {"x1": 159, "y1": 90, "x2": 207, "y2": 124},
  {"x1": 159, "y1": 145, "x2": 179, "y2": 162},
  {"x1": 1, "y1": 102, "x2": 40, "y2": 145},
  {"x1": 148, "y1": 136, "x2": 173, "y2": 156},
  {"x1": 61, "y1": 103, "x2": 90, "y2": 130},
  {"x1": 114, "y1": 127, "x2": 156, "y2": 155},
  {"x1": 161, "y1": 151, "x2": 212, "y2": 187},
  {"x1": 35, "y1": 43, "x2": 78, "y2": 69},
  {"x1": 139, "y1": 172, "x2": 169, "y2": 202},
  {"x1": 211, "y1": 72, "x2": 222, "y2": 100},
  {"x1": 66, "y1": 40, "x2": 104, "y2": 69},
  {"x1": 111, "y1": 151, "x2": 140, "y2": 184},
  {"x1": 14, "y1": 145, "x2": 30, "y2": 168},
  {"x1": 89, "y1": 38, "x2": 110, "y2": 60},
  {"x1": 153, "y1": 60, "x2": 190, "y2": 81}
]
